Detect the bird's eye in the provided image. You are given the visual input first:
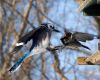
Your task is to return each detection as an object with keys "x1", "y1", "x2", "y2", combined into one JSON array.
[
  {"x1": 48, "y1": 24, "x2": 54, "y2": 29},
  {"x1": 51, "y1": 26, "x2": 54, "y2": 29}
]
